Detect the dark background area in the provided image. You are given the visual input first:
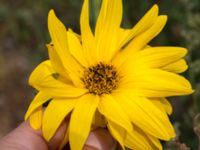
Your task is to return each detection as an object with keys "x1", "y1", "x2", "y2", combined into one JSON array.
[{"x1": 0, "y1": 0, "x2": 200, "y2": 149}]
